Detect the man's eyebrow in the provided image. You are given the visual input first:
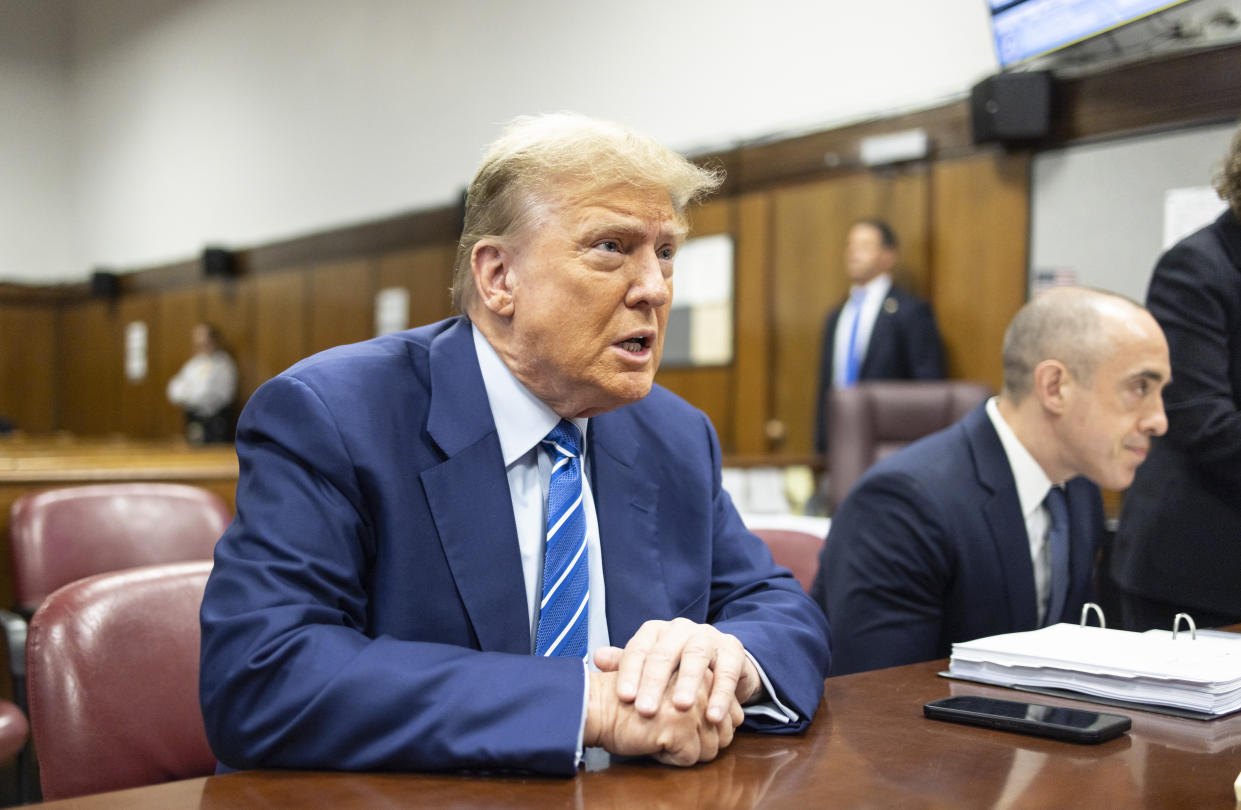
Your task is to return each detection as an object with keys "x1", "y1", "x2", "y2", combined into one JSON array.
[
  {"x1": 1132, "y1": 369, "x2": 1169, "y2": 385},
  {"x1": 582, "y1": 218, "x2": 688, "y2": 243}
]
